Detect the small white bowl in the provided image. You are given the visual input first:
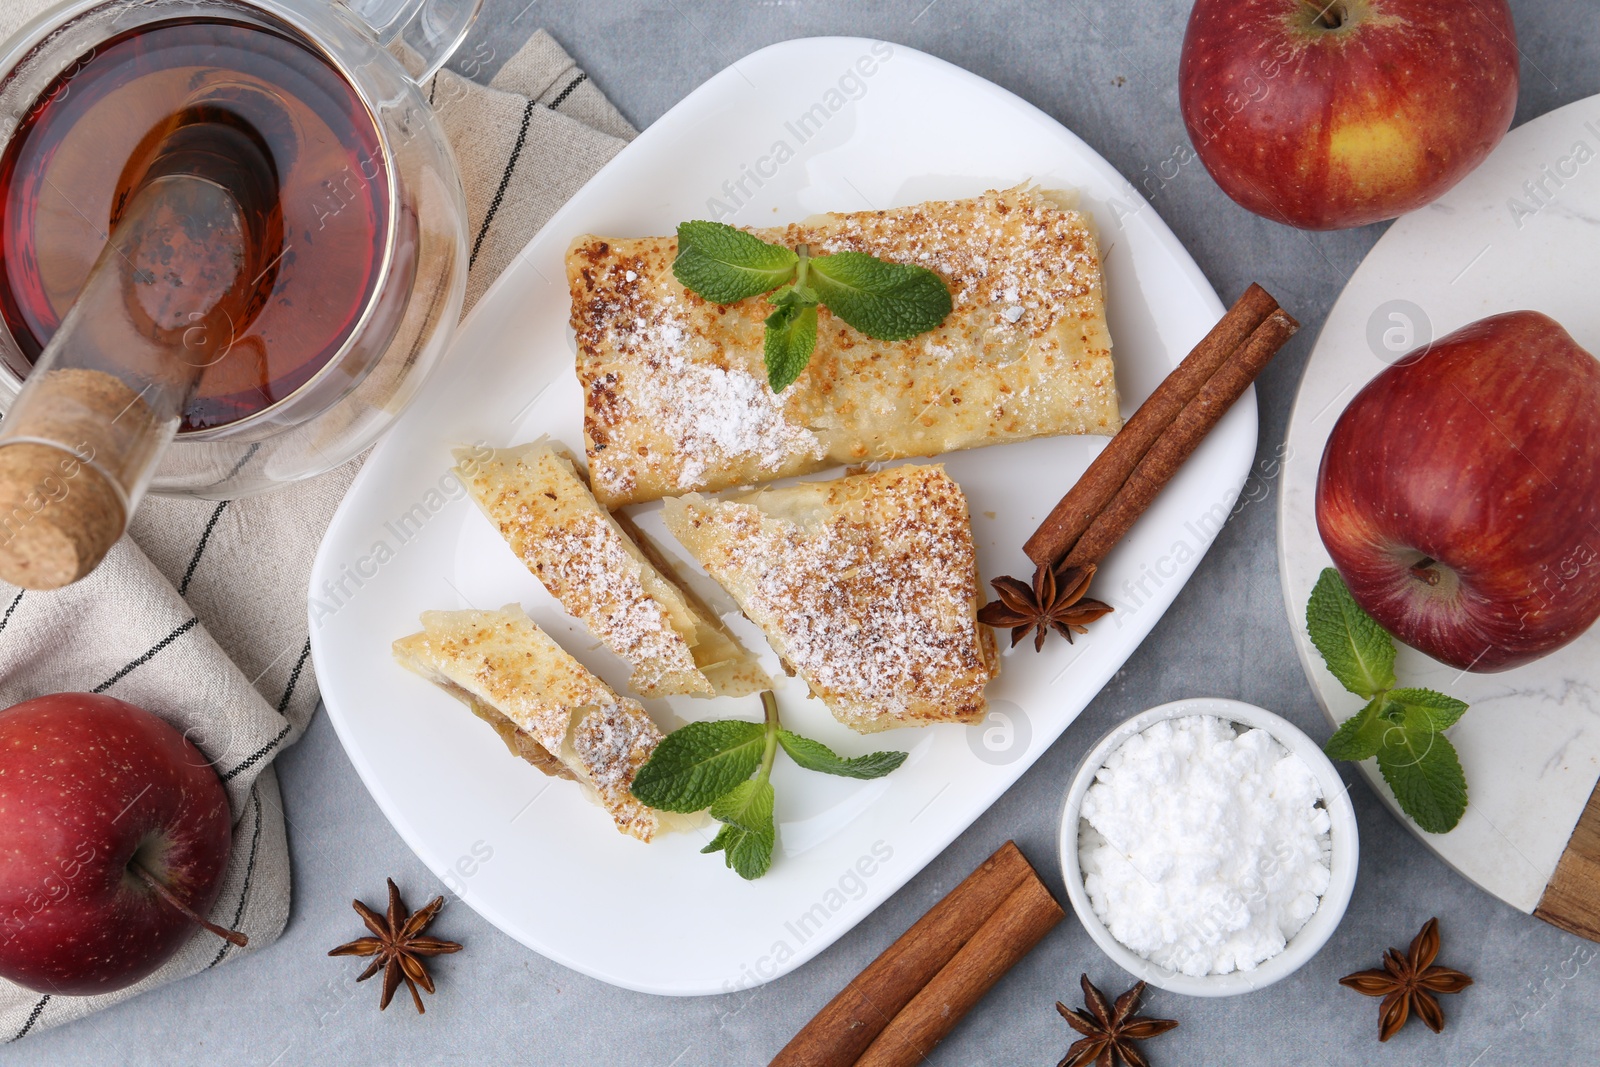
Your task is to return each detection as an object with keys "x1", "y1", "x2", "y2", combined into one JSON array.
[{"x1": 1058, "y1": 697, "x2": 1358, "y2": 997}]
